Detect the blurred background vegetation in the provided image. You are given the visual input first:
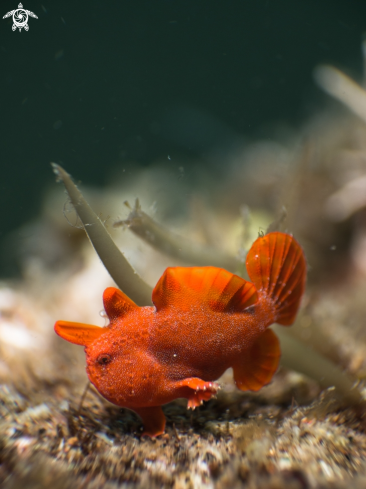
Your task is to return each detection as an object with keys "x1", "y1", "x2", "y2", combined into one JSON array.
[{"x1": 0, "y1": 0, "x2": 365, "y2": 275}]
